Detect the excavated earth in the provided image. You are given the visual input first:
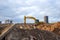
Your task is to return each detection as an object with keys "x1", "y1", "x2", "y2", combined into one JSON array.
[
  {"x1": 0, "y1": 24, "x2": 60, "y2": 40},
  {"x1": 5, "y1": 27, "x2": 60, "y2": 40}
]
